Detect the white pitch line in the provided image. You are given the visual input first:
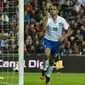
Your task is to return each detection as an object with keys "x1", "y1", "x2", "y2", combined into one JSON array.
[{"x1": 0, "y1": 82, "x2": 18, "y2": 85}]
